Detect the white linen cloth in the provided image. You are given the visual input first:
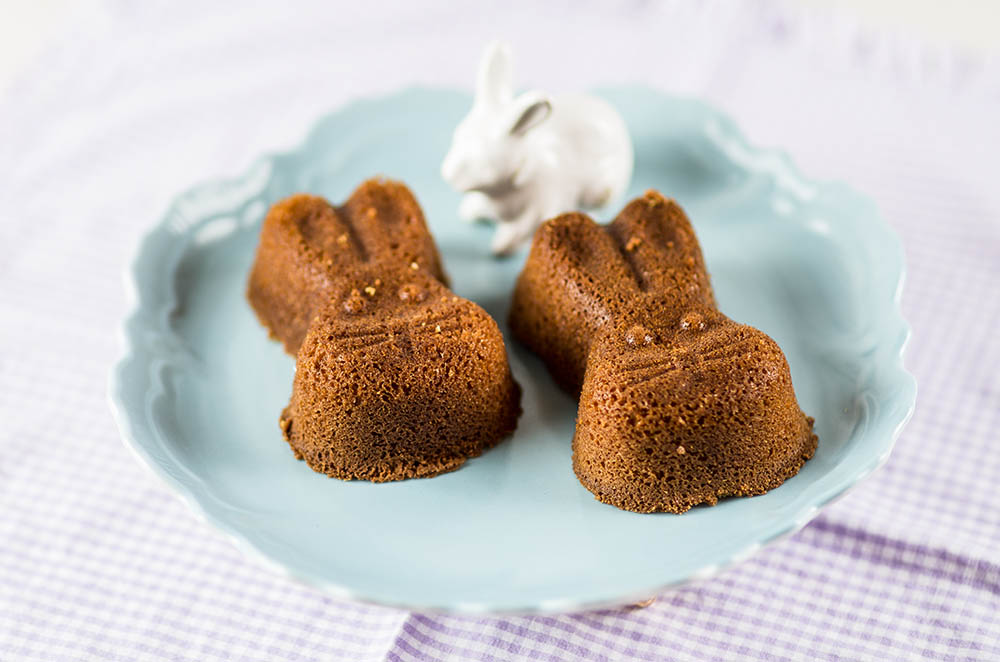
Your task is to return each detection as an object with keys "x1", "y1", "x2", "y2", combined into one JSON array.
[{"x1": 1, "y1": 1, "x2": 998, "y2": 660}]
